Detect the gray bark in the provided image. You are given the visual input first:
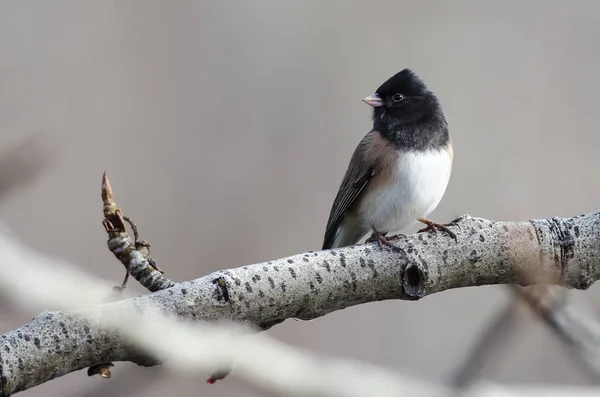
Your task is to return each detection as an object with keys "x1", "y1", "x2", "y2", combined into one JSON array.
[{"x1": 1, "y1": 212, "x2": 600, "y2": 395}]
